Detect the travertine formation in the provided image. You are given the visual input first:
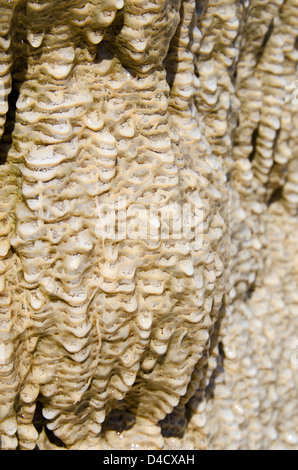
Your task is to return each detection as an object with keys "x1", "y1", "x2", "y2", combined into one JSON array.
[{"x1": 0, "y1": 0, "x2": 297, "y2": 450}]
